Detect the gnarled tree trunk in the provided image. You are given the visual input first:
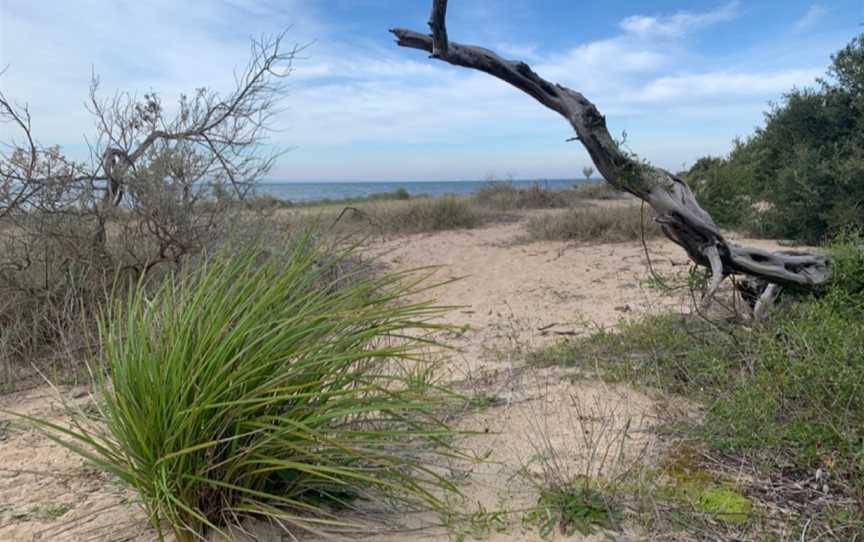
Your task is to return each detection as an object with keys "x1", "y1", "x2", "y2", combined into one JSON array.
[{"x1": 391, "y1": 0, "x2": 830, "y2": 313}]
